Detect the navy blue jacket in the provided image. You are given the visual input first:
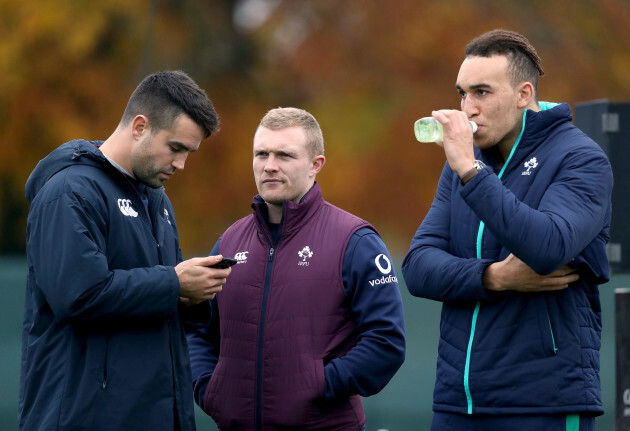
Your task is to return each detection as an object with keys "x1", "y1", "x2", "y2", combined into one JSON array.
[
  {"x1": 20, "y1": 140, "x2": 197, "y2": 430},
  {"x1": 402, "y1": 103, "x2": 612, "y2": 416}
]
